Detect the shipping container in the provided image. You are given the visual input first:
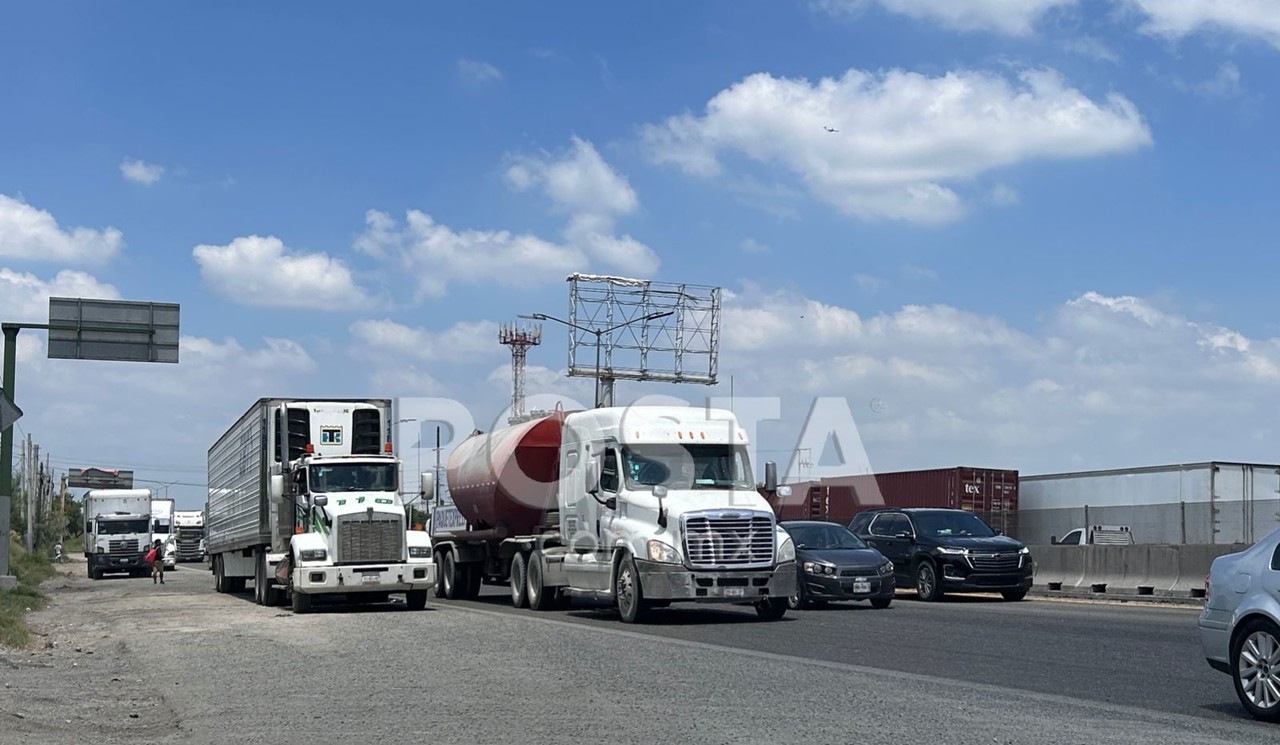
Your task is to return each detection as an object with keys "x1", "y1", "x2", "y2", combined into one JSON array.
[
  {"x1": 767, "y1": 467, "x2": 1019, "y2": 536},
  {"x1": 1019, "y1": 461, "x2": 1280, "y2": 545}
]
